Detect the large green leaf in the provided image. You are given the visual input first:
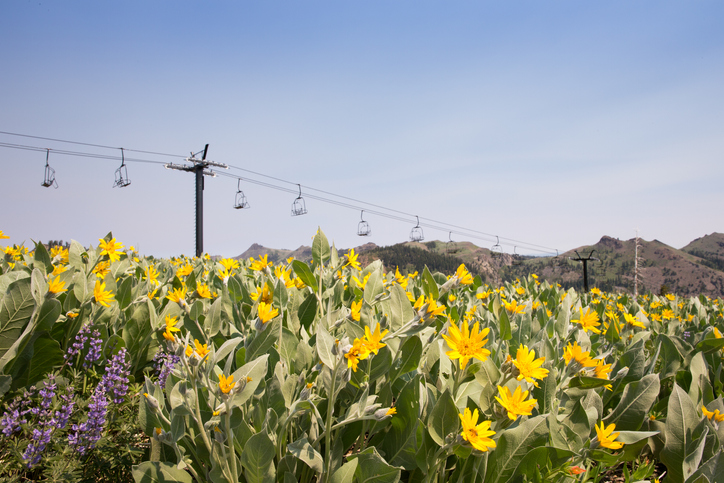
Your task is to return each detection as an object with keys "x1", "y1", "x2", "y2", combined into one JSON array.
[
  {"x1": 604, "y1": 374, "x2": 660, "y2": 431},
  {"x1": 292, "y1": 260, "x2": 317, "y2": 293},
  {"x1": 389, "y1": 336, "x2": 422, "y2": 383},
  {"x1": 12, "y1": 333, "x2": 64, "y2": 387},
  {"x1": 0, "y1": 277, "x2": 35, "y2": 364},
  {"x1": 287, "y1": 436, "x2": 324, "y2": 473},
  {"x1": 661, "y1": 383, "x2": 702, "y2": 483},
  {"x1": 349, "y1": 447, "x2": 401, "y2": 483},
  {"x1": 485, "y1": 415, "x2": 549, "y2": 483},
  {"x1": 363, "y1": 270, "x2": 383, "y2": 306},
  {"x1": 382, "y1": 375, "x2": 421, "y2": 470},
  {"x1": 230, "y1": 354, "x2": 270, "y2": 407},
  {"x1": 240, "y1": 430, "x2": 276, "y2": 483},
  {"x1": 512, "y1": 446, "x2": 574, "y2": 481},
  {"x1": 312, "y1": 228, "x2": 330, "y2": 268},
  {"x1": 388, "y1": 284, "x2": 414, "y2": 332},
  {"x1": 297, "y1": 292, "x2": 318, "y2": 331},
  {"x1": 427, "y1": 389, "x2": 458, "y2": 447},
  {"x1": 131, "y1": 461, "x2": 193, "y2": 483},
  {"x1": 330, "y1": 459, "x2": 358, "y2": 483}
]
